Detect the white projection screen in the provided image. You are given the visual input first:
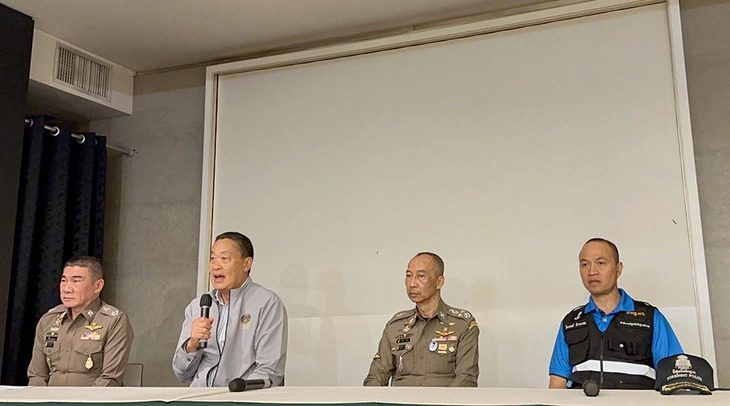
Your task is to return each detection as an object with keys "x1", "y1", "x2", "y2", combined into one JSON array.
[{"x1": 201, "y1": 1, "x2": 715, "y2": 387}]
